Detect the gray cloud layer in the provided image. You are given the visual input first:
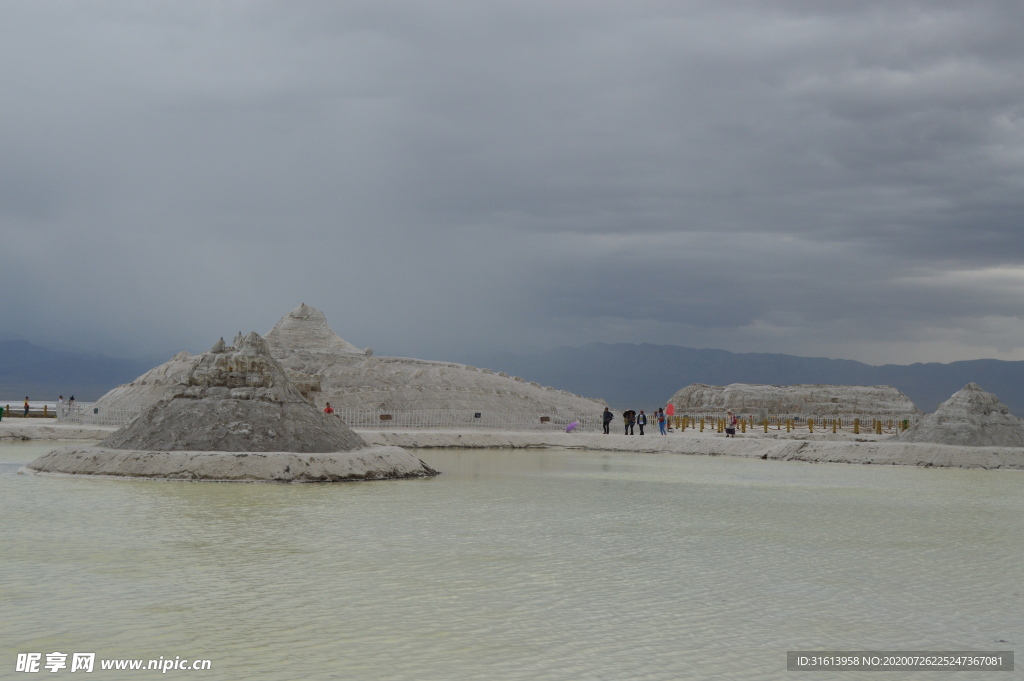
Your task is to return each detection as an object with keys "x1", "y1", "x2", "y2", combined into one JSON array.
[{"x1": 2, "y1": 1, "x2": 1022, "y2": 364}]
